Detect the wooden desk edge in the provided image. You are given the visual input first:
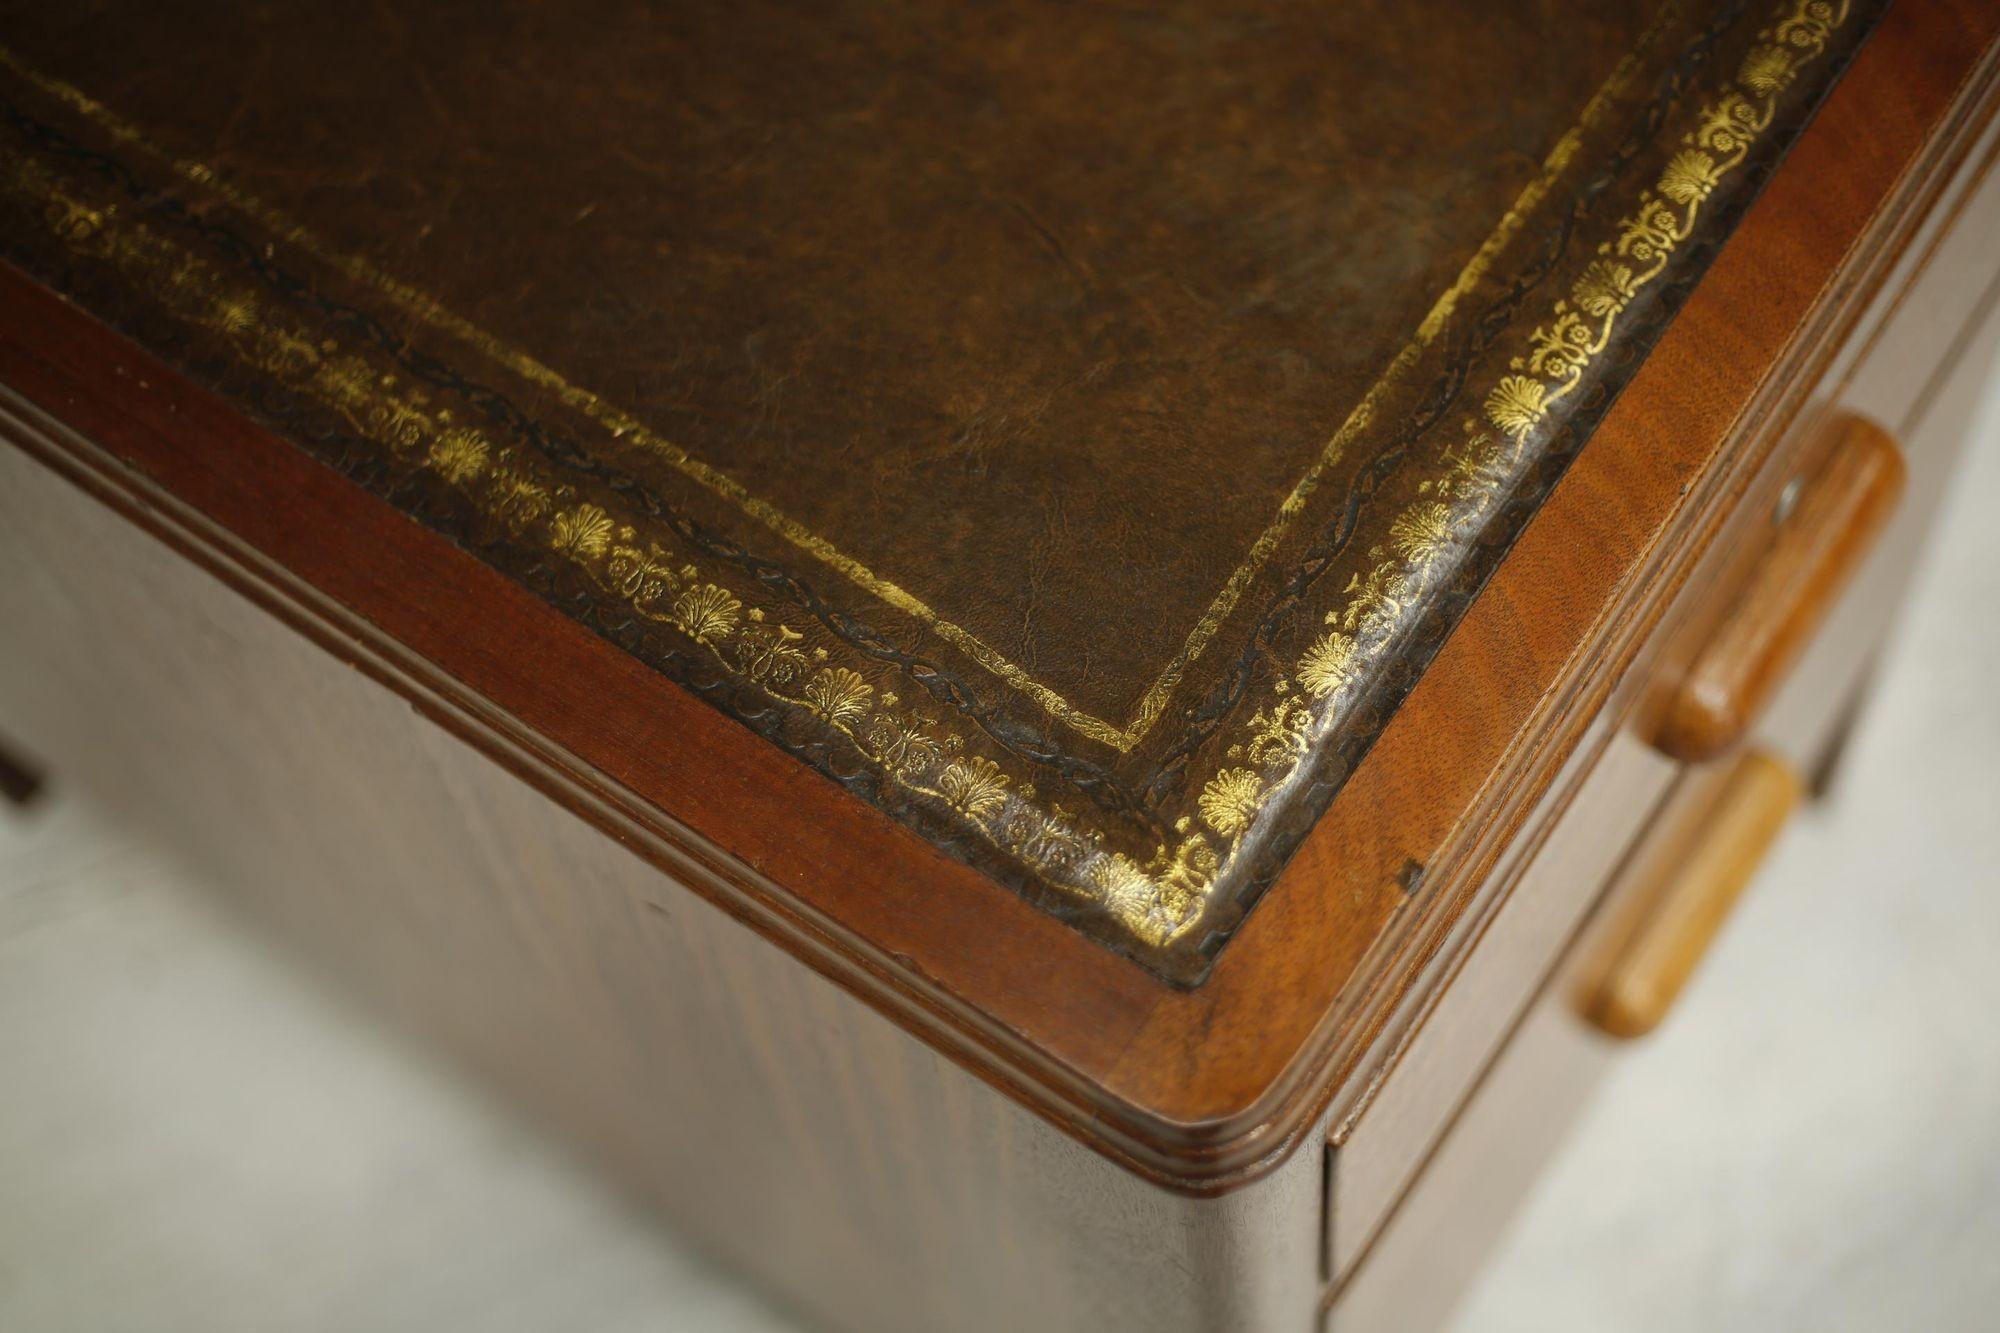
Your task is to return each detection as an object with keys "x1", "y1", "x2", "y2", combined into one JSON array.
[{"x1": 1, "y1": 0, "x2": 1994, "y2": 1194}]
